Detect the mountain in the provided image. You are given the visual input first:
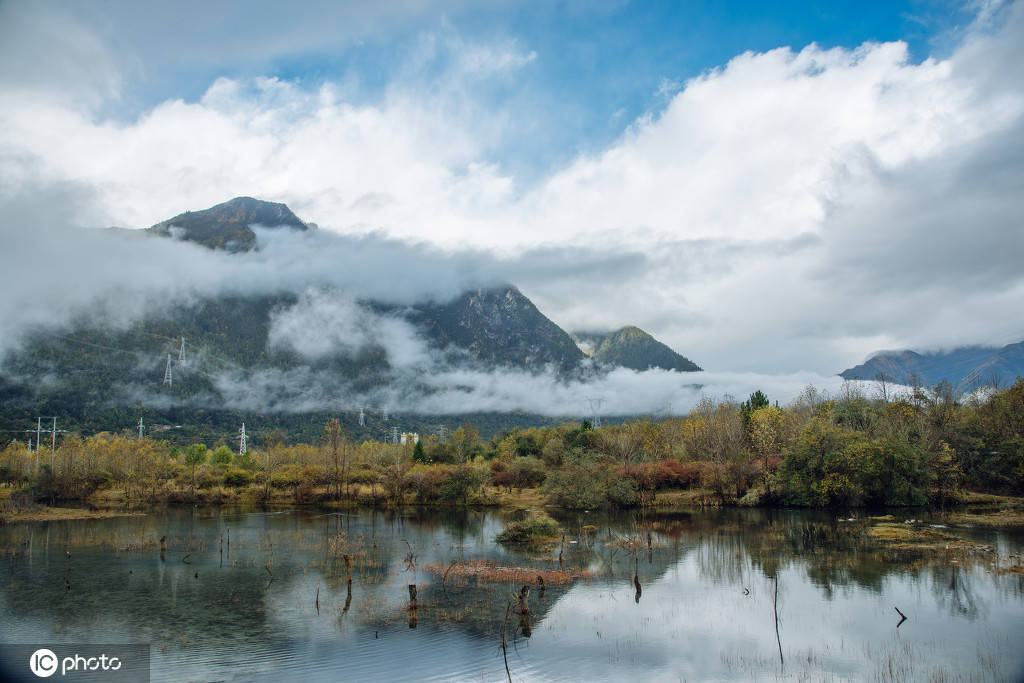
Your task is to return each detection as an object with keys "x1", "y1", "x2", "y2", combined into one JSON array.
[
  {"x1": 573, "y1": 326, "x2": 702, "y2": 372},
  {"x1": 0, "y1": 198, "x2": 626, "y2": 425},
  {"x1": 405, "y1": 287, "x2": 584, "y2": 373},
  {"x1": 147, "y1": 196, "x2": 308, "y2": 252},
  {"x1": 839, "y1": 341, "x2": 1024, "y2": 392}
]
